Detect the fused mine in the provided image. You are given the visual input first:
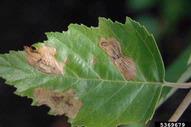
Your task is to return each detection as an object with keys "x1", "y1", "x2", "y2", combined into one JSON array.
[{"x1": 99, "y1": 38, "x2": 136, "y2": 80}]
